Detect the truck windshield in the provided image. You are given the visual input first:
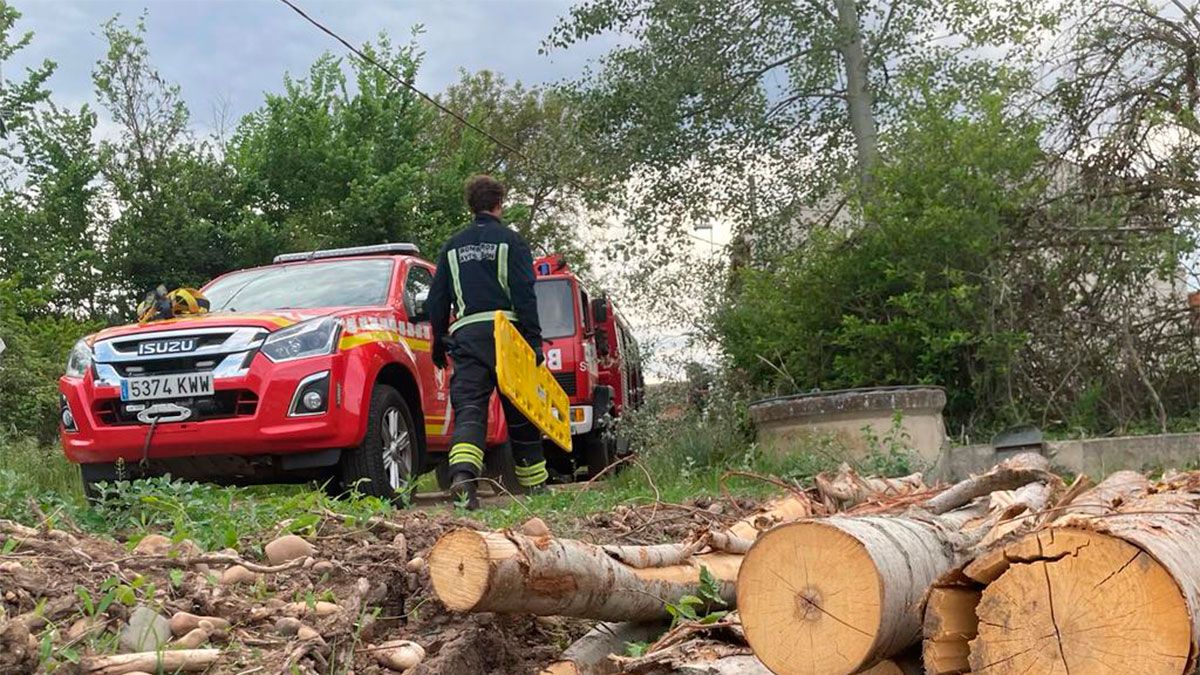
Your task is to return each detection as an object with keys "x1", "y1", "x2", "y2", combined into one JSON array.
[
  {"x1": 204, "y1": 259, "x2": 395, "y2": 311},
  {"x1": 535, "y1": 279, "x2": 576, "y2": 339}
]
